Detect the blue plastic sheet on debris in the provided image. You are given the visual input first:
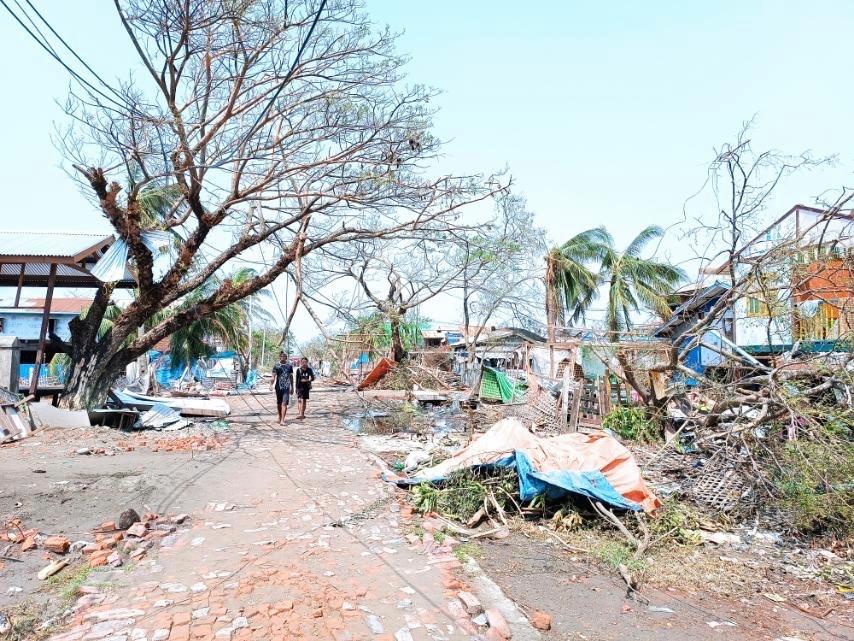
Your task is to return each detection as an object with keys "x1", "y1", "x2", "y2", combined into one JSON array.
[
  {"x1": 512, "y1": 452, "x2": 640, "y2": 510},
  {"x1": 405, "y1": 451, "x2": 642, "y2": 512},
  {"x1": 151, "y1": 351, "x2": 239, "y2": 387}
]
